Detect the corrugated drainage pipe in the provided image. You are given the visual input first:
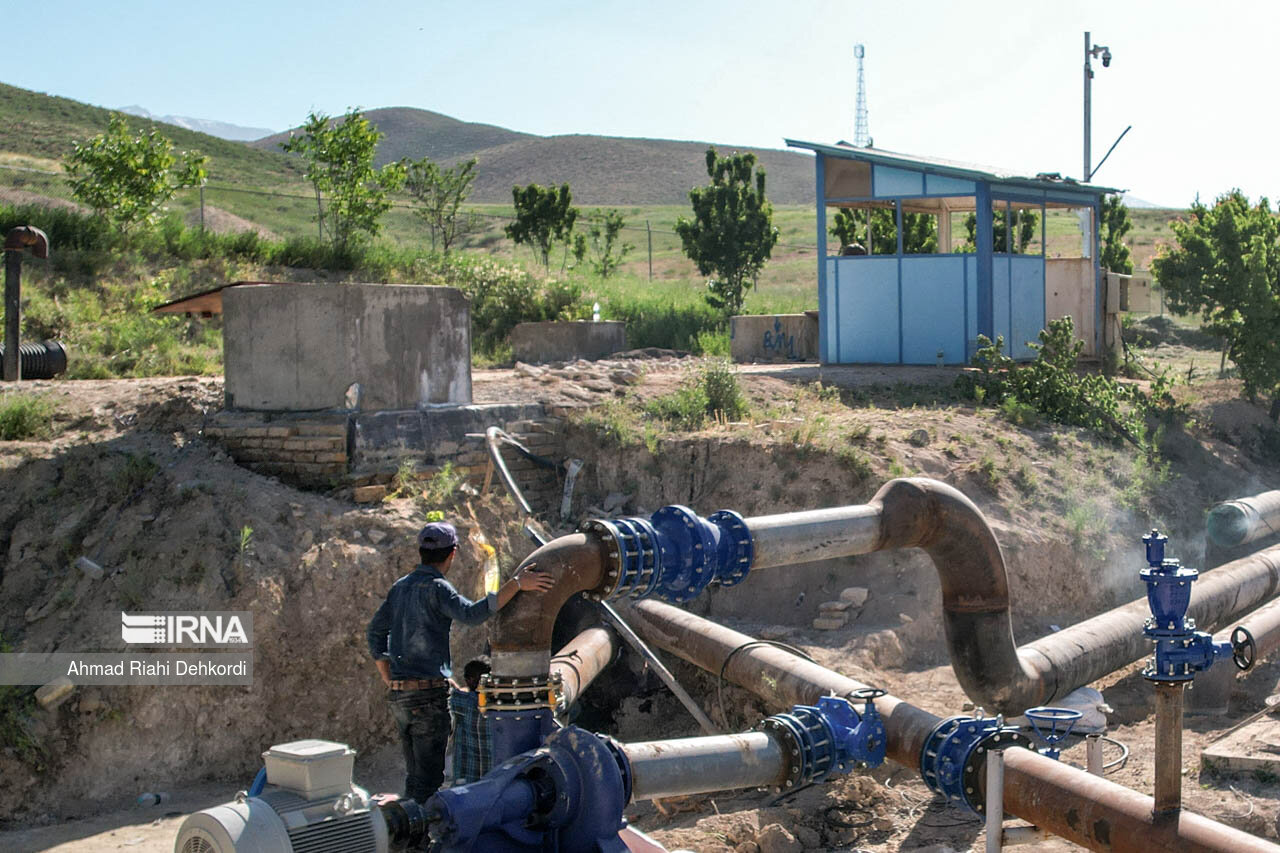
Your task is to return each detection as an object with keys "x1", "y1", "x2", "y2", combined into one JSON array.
[
  {"x1": 0, "y1": 340, "x2": 67, "y2": 379},
  {"x1": 626, "y1": 598, "x2": 1280, "y2": 853}
]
